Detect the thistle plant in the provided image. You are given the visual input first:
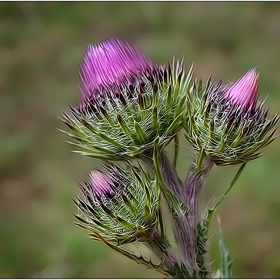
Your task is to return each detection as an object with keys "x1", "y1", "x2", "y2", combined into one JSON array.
[{"x1": 61, "y1": 37, "x2": 279, "y2": 278}]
